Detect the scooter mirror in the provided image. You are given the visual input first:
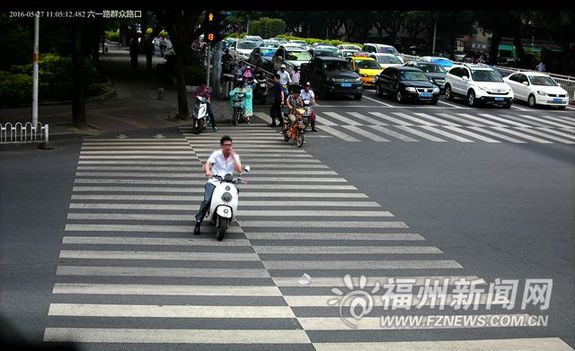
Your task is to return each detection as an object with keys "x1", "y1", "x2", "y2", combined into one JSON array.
[{"x1": 244, "y1": 165, "x2": 251, "y2": 173}]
